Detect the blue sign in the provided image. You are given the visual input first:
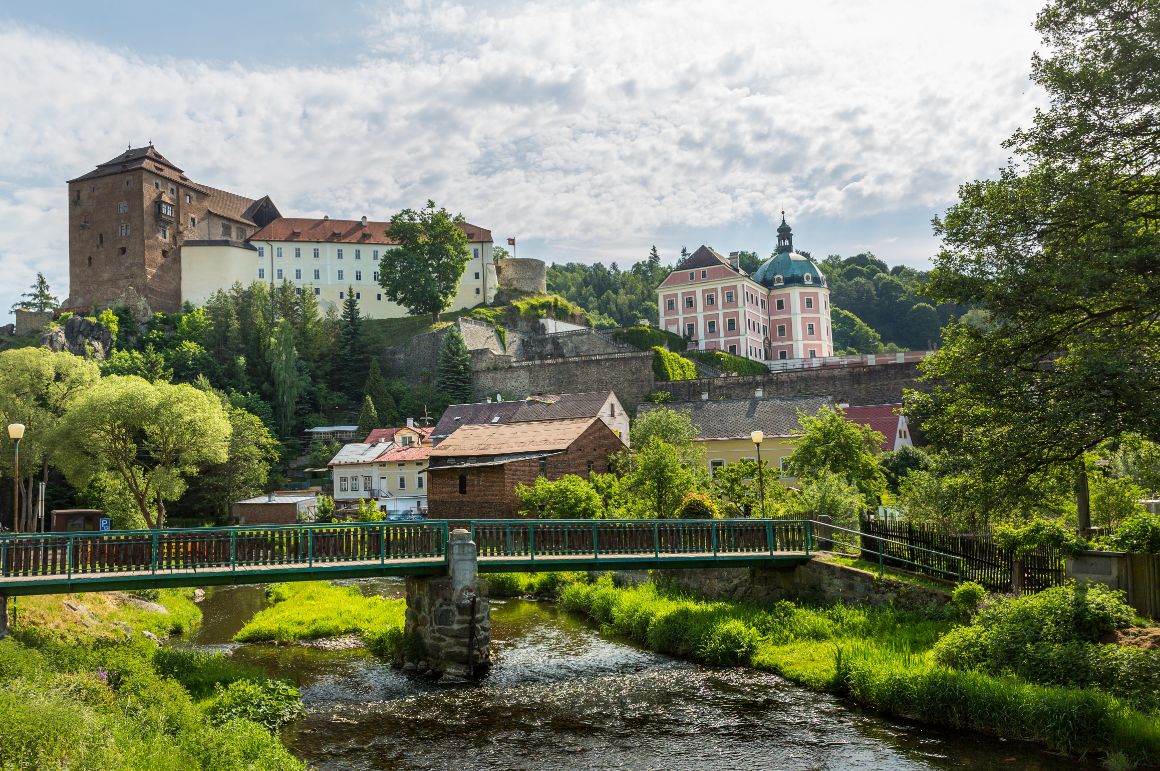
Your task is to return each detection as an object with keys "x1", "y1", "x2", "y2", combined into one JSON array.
[{"x1": 99, "y1": 518, "x2": 111, "y2": 532}]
